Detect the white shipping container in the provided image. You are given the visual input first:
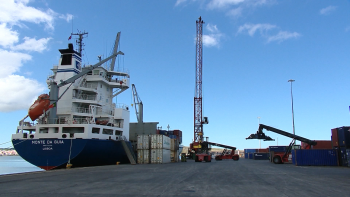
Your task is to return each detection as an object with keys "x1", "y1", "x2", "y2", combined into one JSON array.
[
  {"x1": 137, "y1": 135, "x2": 150, "y2": 149},
  {"x1": 151, "y1": 135, "x2": 158, "y2": 149},
  {"x1": 151, "y1": 149, "x2": 171, "y2": 164},
  {"x1": 137, "y1": 149, "x2": 150, "y2": 164},
  {"x1": 137, "y1": 149, "x2": 143, "y2": 164},
  {"x1": 156, "y1": 135, "x2": 170, "y2": 149},
  {"x1": 143, "y1": 149, "x2": 150, "y2": 164},
  {"x1": 150, "y1": 149, "x2": 157, "y2": 164},
  {"x1": 142, "y1": 135, "x2": 150, "y2": 149}
]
